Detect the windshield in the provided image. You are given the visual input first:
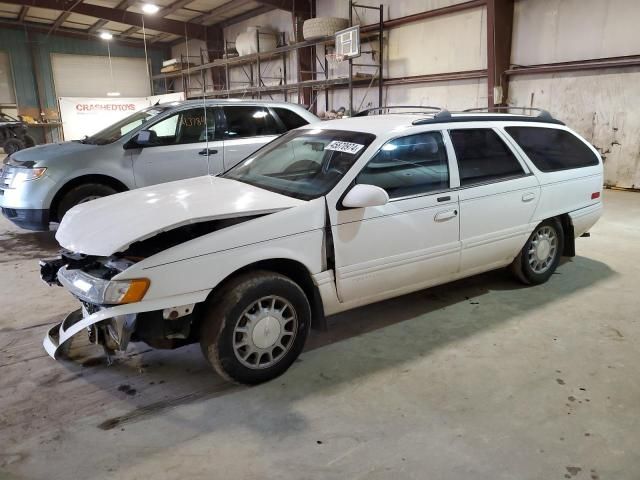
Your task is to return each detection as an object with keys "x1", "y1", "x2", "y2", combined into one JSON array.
[
  {"x1": 223, "y1": 128, "x2": 376, "y2": 200},
  {"x1": 84, "y1": 106, "x2": 172, "y2": 145}
]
